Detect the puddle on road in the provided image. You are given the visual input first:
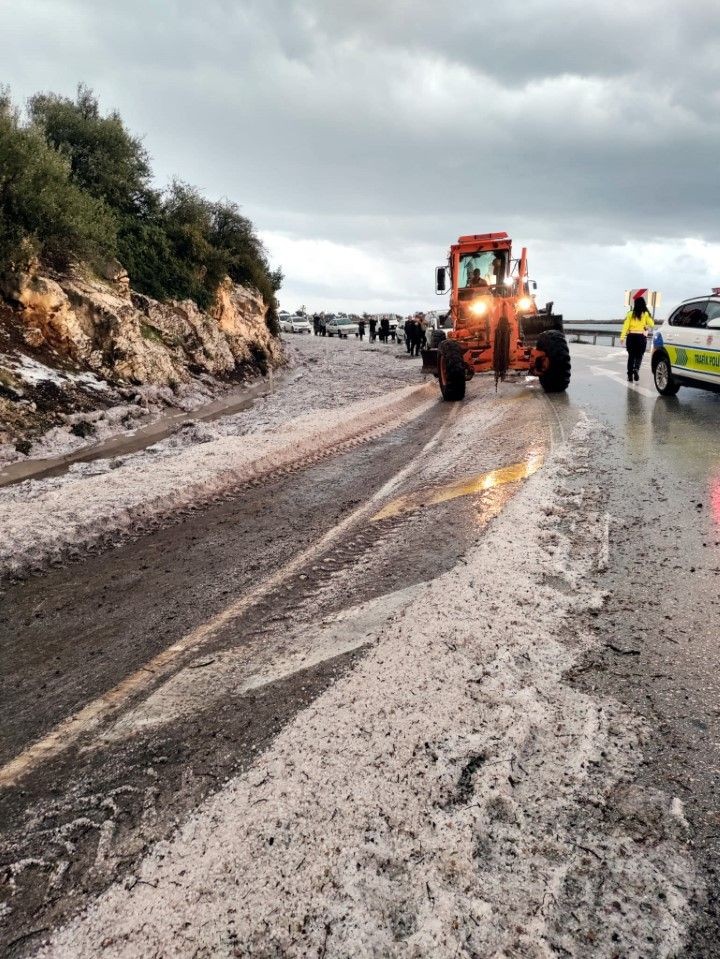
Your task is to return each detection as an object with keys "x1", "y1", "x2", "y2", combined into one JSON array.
[
  {"x1": 371, "y1": 452, "x2": 544, "y2": 522},
  {"x1": 0, "y1": 368, "x2": 303, "y2": 488}
]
